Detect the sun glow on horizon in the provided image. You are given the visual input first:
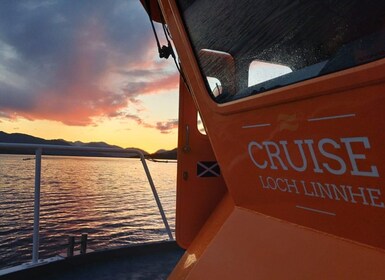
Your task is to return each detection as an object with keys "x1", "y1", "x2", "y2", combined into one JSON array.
[{"x1": 0, "y1": 113, "x2": 178, "y2": 154}]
